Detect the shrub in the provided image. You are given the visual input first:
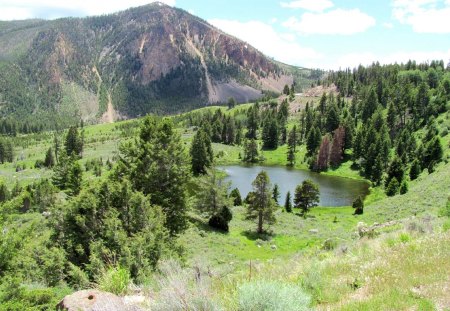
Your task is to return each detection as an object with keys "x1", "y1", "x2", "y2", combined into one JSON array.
[
  {"x1": 152, "y1": 260, "x2": 221, "y2": 311},
  {"x1": 238, "y1": 280, "x2": 311, "y2": 311},
  {"x1": 97, "y1": 266, "x2": 130, "y2": 296},
  {"x1": 230, "y1": 188, "x2": 242, "y2": 206}
]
